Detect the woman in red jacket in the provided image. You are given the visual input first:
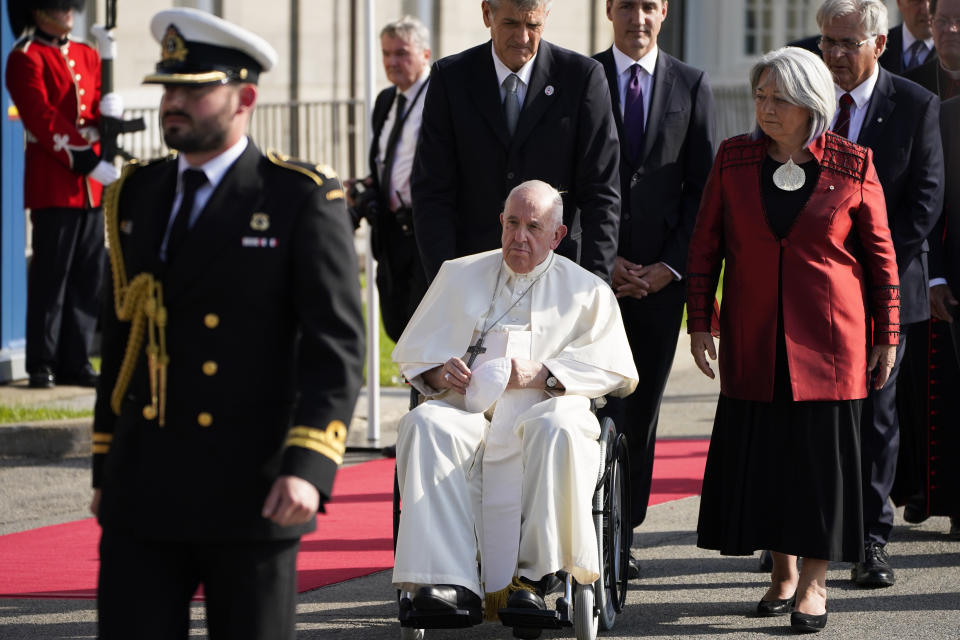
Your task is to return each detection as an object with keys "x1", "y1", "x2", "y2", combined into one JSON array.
[{"x1": 687, "y1": 47, "x2": 899, "y2": 633}]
